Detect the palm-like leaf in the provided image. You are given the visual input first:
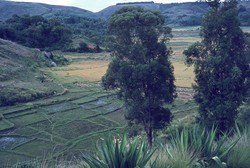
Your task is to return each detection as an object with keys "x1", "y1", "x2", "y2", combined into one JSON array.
[{"x1": 83, "y1": 132, "x2": 154, "y2": 168}]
